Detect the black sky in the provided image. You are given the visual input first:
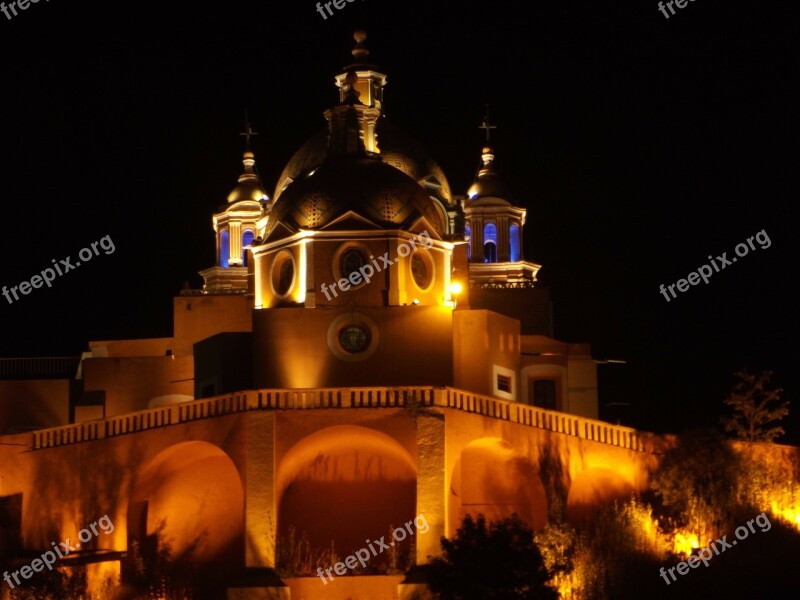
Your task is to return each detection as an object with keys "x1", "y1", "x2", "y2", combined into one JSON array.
[{"x1": 0, "y1": 1, "x2": 794, "y2": 440}]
